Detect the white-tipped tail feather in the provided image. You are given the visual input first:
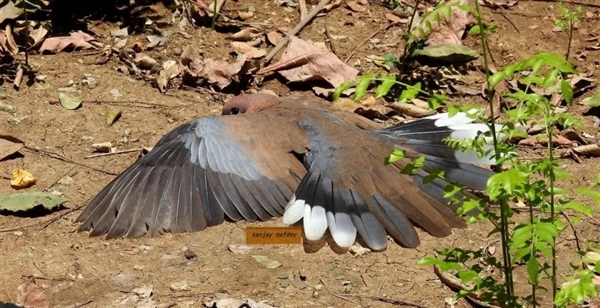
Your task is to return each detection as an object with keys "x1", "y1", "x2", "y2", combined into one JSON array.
[{"x1": 283, "y1": 195, "x2": 358, "y2": 248}]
